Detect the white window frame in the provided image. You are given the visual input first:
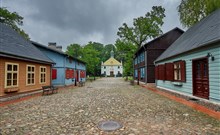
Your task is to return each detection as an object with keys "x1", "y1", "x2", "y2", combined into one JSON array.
[
  {"x1": 5, "y1": 62, "x2": 19, "y2": 88},
  {"x1": 174, "y1": 62, "x2": 181, "y2": 81},
  {"x1": 26, "y1": 65, "x2": 35, "y2": 85},
  {"x1": 39, "y1": 66, "x2": 46, "y2": 84}
]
